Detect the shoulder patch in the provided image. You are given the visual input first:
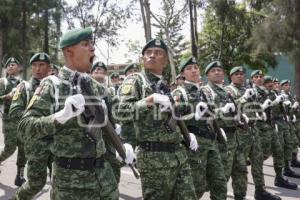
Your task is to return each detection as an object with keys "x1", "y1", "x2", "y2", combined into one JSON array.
[
  {"x1": 121, "y1": 84, "x2": 133, "y2": 95},
  {"x1": 12, "y1": 83, "x2": 25, "y2": 101},
  {"x1": 26, "y1": 95, "x2": 38, "y2": 110}
]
